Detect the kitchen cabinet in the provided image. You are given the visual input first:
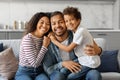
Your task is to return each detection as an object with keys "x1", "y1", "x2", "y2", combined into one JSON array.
[
  {"x1": 8, "y1": 32, "x2": 24, "y2": 39},
  {"x1": 90, "y1": 30, "x2": 120, "y2": 50},
  {"x1": 0, "y1": 30, "x2": 24, "y2": 39},
  {"x1": 0, "y1": 32, "x2": 7, "y2": 39}
]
